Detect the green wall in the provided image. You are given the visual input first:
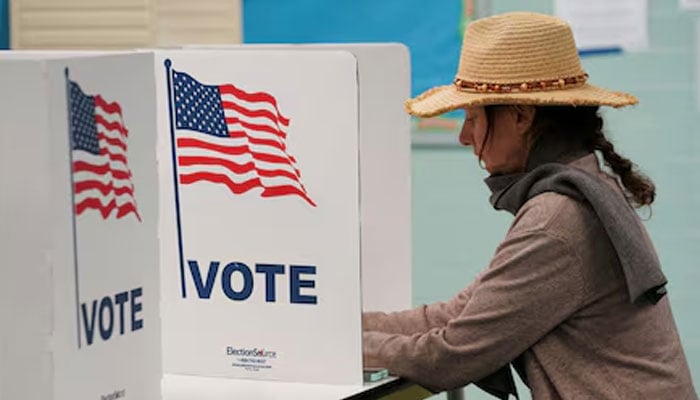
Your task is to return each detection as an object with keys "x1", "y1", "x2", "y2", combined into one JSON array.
[{"x1": 411, "y1": 1, "x2": 700, "y2": 398}]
